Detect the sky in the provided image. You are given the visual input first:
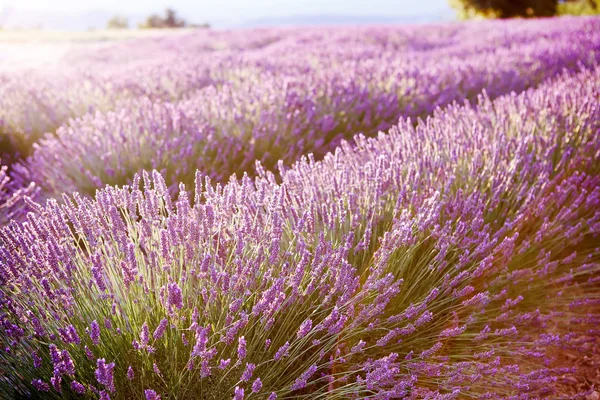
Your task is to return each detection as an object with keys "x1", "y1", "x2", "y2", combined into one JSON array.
[{"x1": 0, "y1": 0, "x2": 452, "y2": 28}]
